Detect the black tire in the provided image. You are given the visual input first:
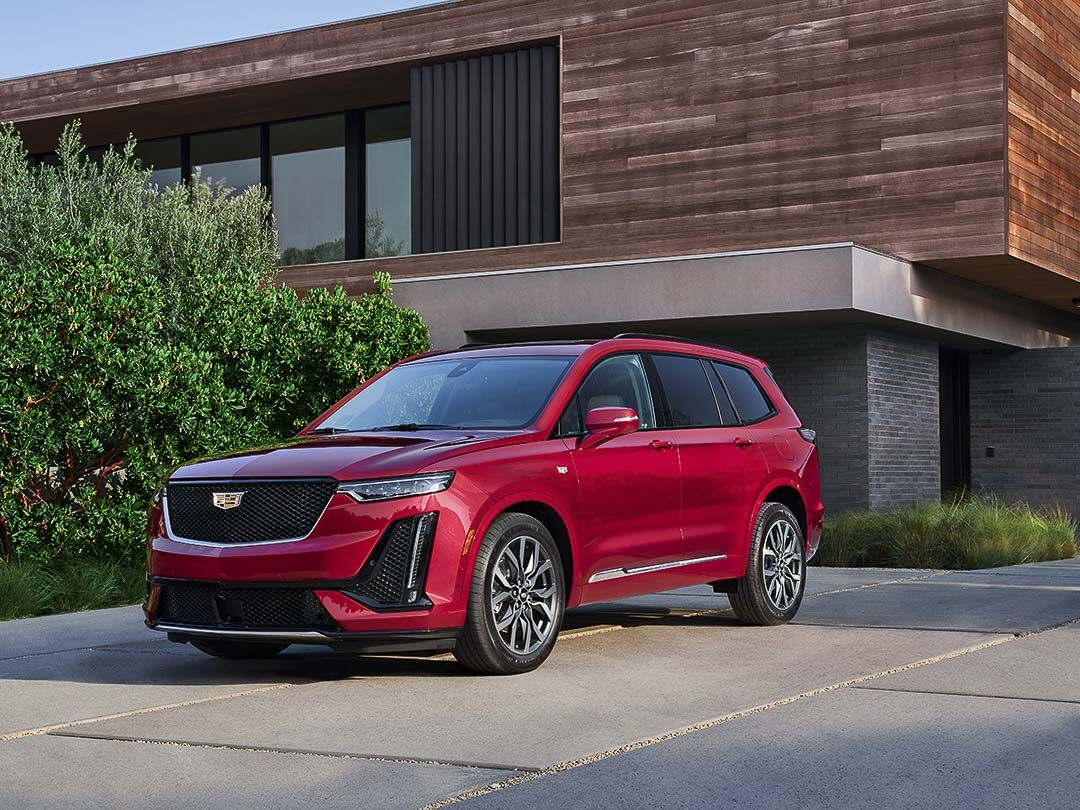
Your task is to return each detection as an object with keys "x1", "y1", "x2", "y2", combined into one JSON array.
[
  {"x1": 454, "y1": 512, "x2": 566, "y2": 675},
  {"x1": 729, "y1": 502, "x2": 806, "y2": 626},
  {"x1": 191, "y1": 640, "x2": 289, "y2": 659}
]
